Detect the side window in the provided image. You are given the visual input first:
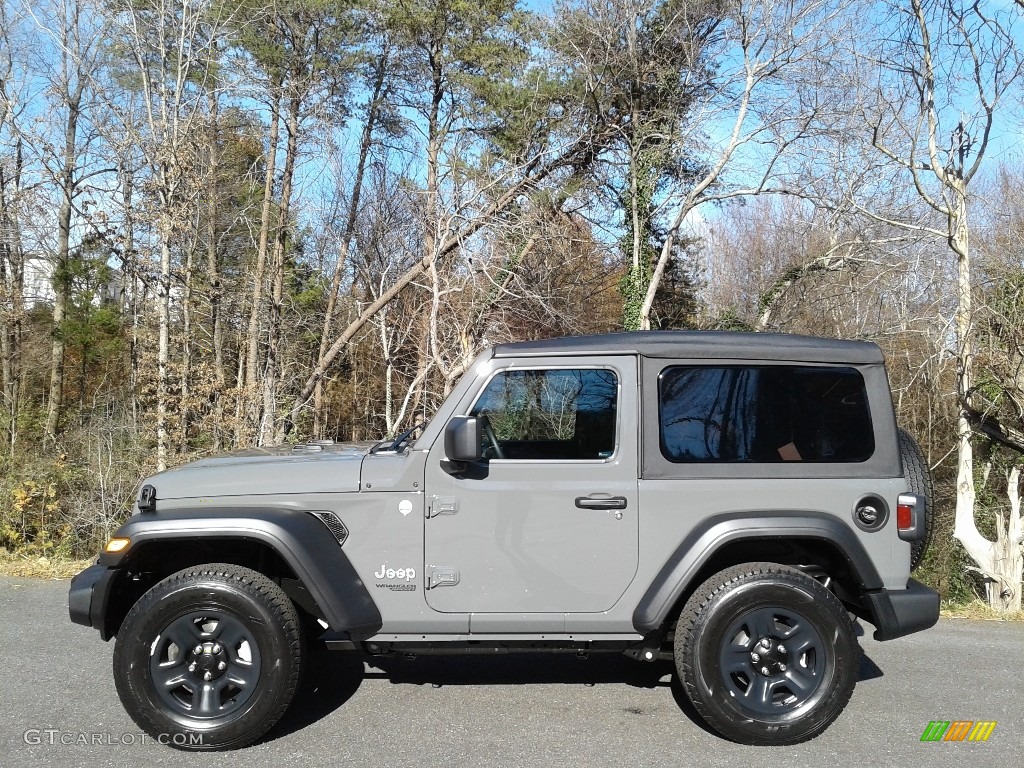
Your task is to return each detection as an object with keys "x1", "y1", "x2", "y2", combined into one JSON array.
[
  {"x1": 658, "y1": 366, "x2": 873, "y2": 463},
  {"x1": 471, "y1": 368, "x2": 618, "y2": 460}
]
